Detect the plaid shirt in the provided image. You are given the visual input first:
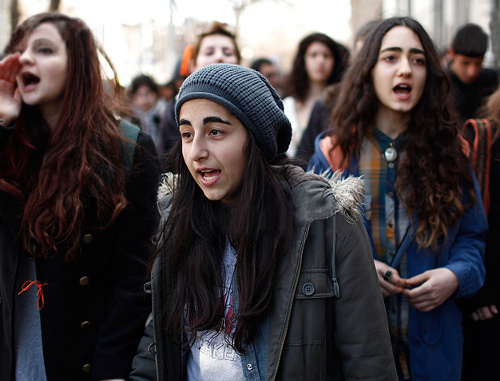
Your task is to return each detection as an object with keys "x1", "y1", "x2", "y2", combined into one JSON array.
[{"x1": 359, "y1": 127, "x2": 411, "y2": 379}]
